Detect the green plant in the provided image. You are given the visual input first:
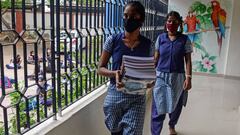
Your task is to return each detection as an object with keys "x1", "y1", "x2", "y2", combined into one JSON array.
[
  {"x1": 9, "y1": 91, "x2": 46, "y2": 134},
  {"x1": 74, "y1": 0, "x2": 96, "y2": 5},
  {"x1": 57, "y1": 64, "x2": 101, "y2": 107},
  {"x1": 10, "y1": 110, "x2": 35, "y2": 134},
  {"x1": 1, "y1": 0, "x2": 22, "y2": 9},
  {"x1": 9, "y1": 101, "x2": 46, "y2": 134},
  {"x1": 0, "y1": 123, "x2": 4, "y2": 135}
]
